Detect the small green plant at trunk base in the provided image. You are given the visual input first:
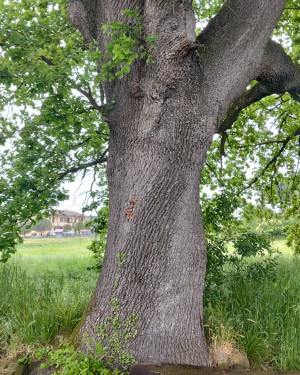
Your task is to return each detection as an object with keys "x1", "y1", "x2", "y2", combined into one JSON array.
[
  {"x1": 97, "y1": 253, "x2": 138, "y2": 372},
  {"x1": 39, "y1": 254, "x2": 138, "y2": 374},
  {"x1": 97, "y1": 296, "x2": 138, "y2": 373},
  {"x1": 39, "y1": 340, "x2": 121, "y2": 375}
]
